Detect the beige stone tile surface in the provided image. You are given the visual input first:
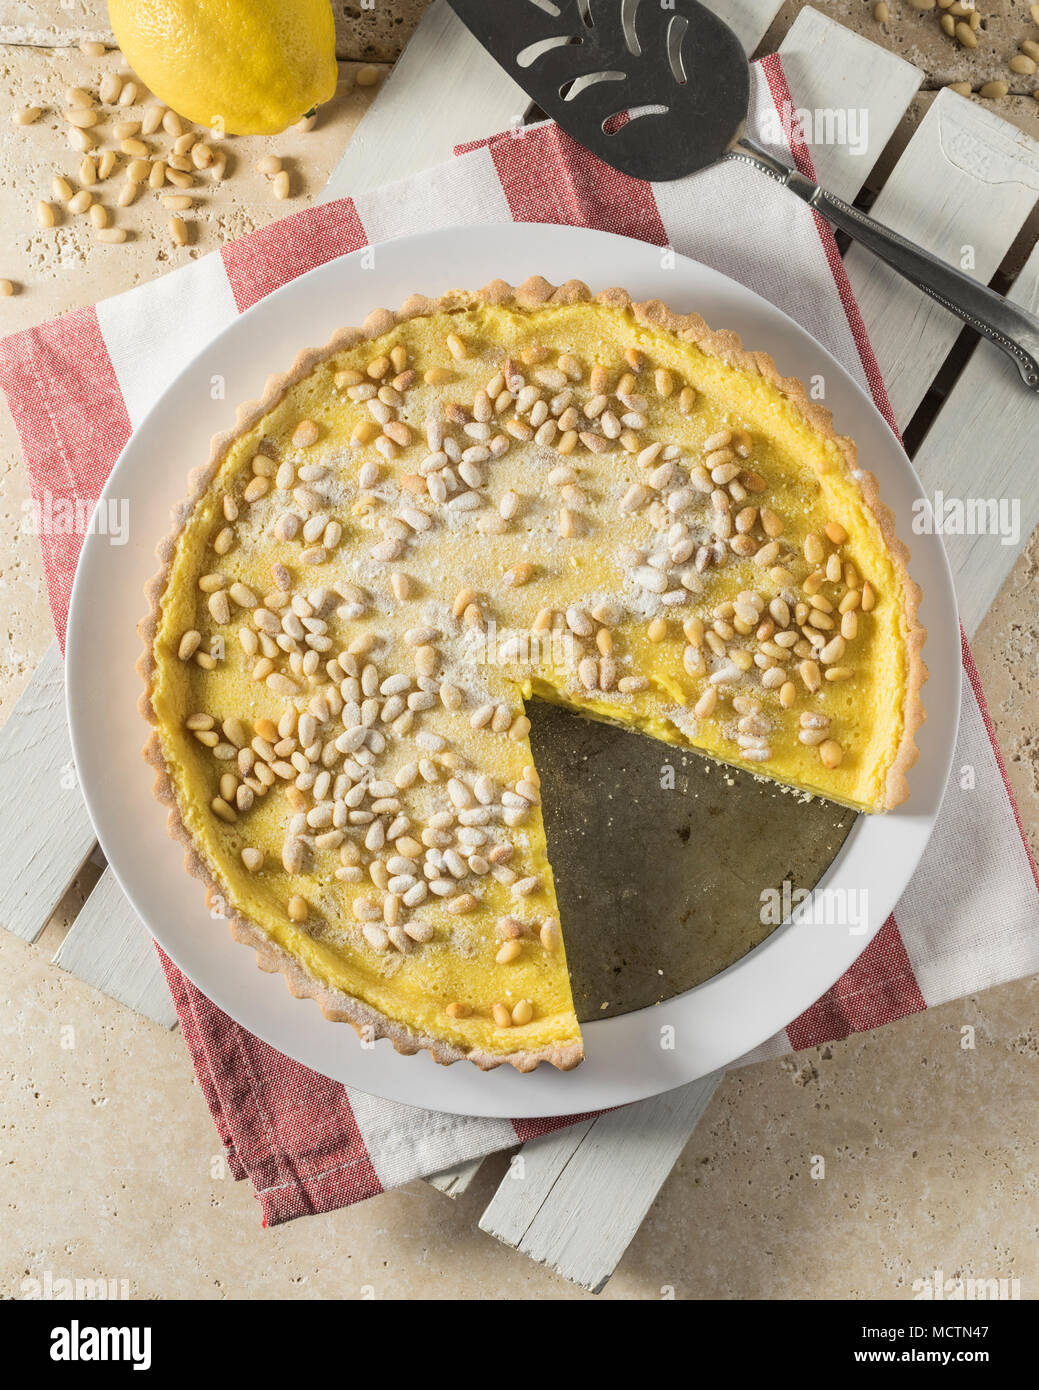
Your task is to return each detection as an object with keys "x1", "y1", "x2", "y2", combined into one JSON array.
[{"x1": 1, "y1": 1, "x2": 1037, "y2": 1301}]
